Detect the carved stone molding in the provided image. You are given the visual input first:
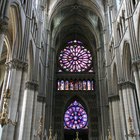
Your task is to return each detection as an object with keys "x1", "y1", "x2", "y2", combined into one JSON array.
[
  {"x1": 0, "y1": 17, "x2": 9, "y2": 33},
  {"x1": 118, "y1": 80, "x2": 135, "y2": 89},
  {"x1": 37, "y1": 94, "x2": 46, "y2": 102},
  {"x1": 25, "y1": 81, "x2": 38, "y2": 91},
  {"x1": 6, "y1": 59, "x2": 28, "y2": 71}
]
